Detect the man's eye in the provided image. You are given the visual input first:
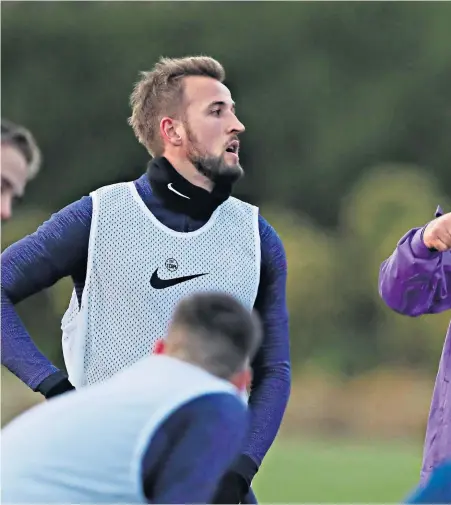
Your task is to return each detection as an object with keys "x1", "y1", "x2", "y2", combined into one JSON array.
[
  {"x1": 211, "y1": 109, "x2": 221, "y2": 116},
  {"x1": 1, "y1": 177, "x2": 12, "y2": 193}
]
